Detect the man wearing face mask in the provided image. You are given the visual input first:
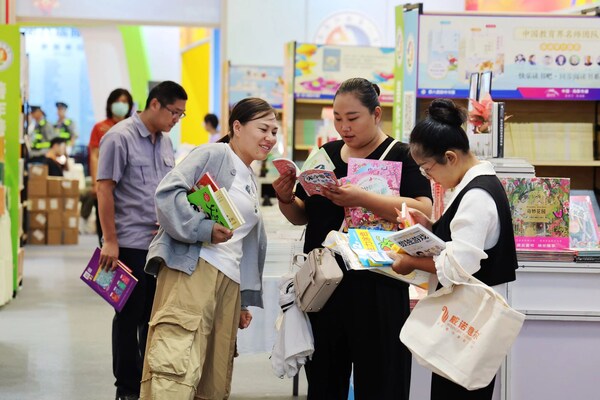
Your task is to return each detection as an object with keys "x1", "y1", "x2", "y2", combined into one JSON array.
[
  {"x1": 96, "y1": 81, "x2": 187, "y2": 400},
  {"x1": 88, "y1": 88, "x2": 134, "y2": 246}
]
